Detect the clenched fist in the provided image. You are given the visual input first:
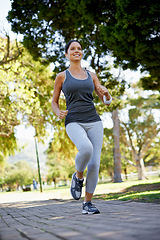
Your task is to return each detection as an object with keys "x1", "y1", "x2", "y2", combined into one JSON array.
[
  {"x1": 58, "y1": 110, "x2": 68, "y2": 119},
  {"x1": 97, "y1": 85, "x2": 110, "y2": 99}
]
